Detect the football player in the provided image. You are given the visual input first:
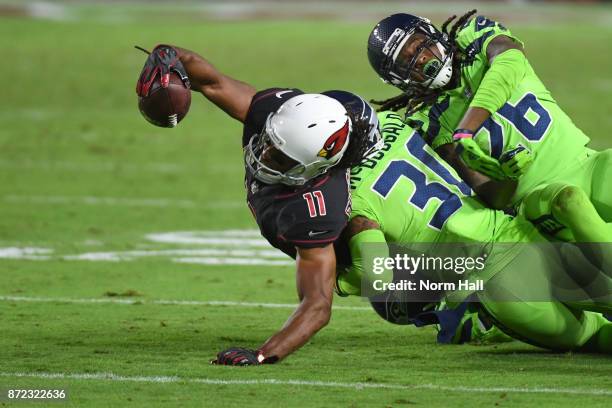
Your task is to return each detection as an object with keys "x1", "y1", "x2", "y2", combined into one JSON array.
[
  {"x1": 366, "y1": 11, "x2": 612, "y2": 246},
  {"x1": 136, "y1": 45, "x2": 380, "y2": 365},
  {"x1": 338, "y1": 111, "x2": 612, "y2": 353}
]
